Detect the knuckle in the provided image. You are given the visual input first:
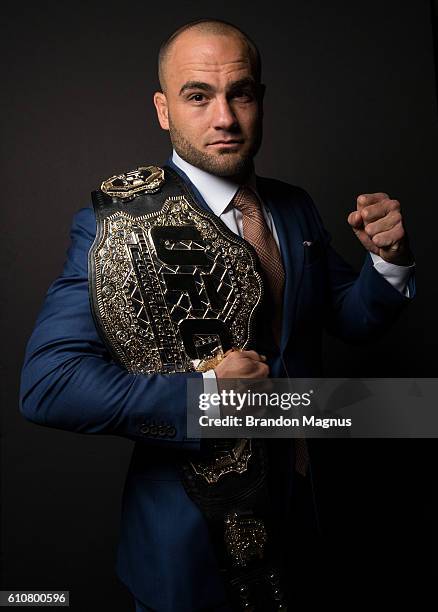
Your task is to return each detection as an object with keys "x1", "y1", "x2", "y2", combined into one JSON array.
[
  {"x1": 376, "y1": 192, "x2": 389, "y2": 201},
  {"x1": 259, "y1": 363, "x2": 270, "y2": 376}
]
